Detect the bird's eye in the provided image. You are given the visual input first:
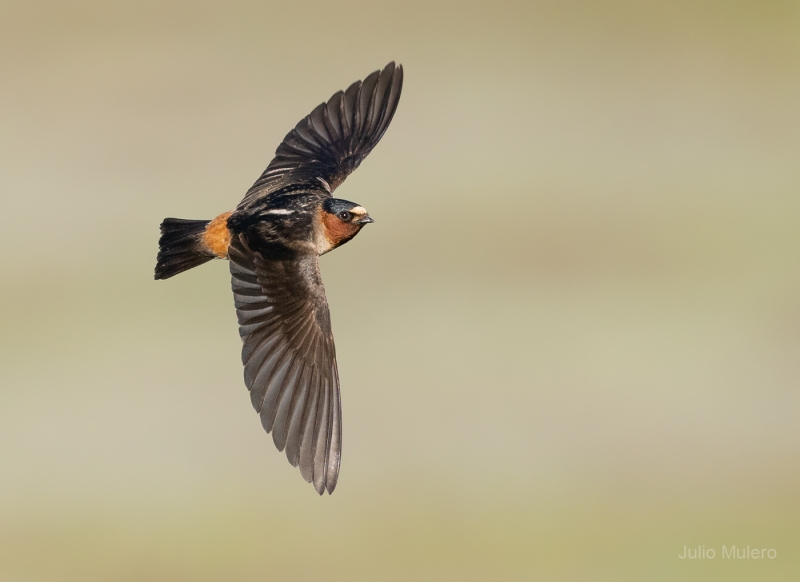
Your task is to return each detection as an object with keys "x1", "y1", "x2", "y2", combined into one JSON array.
[{"x1": 338, "y1": 211, "x2": 352, "y2": 221}]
